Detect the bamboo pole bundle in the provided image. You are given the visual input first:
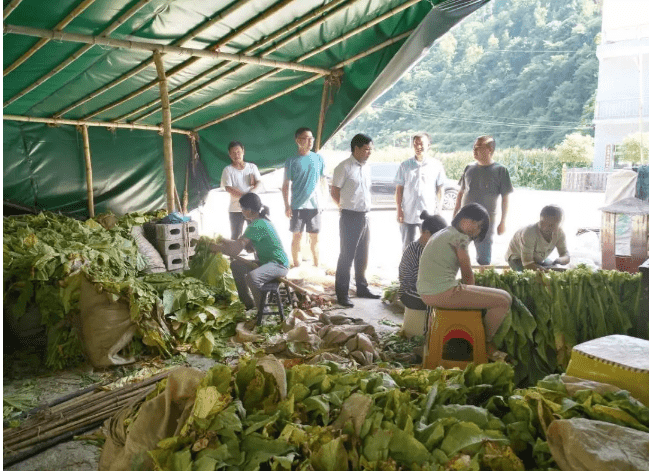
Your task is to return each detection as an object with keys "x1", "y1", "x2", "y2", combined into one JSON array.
[
  {"x1": 3, "y1": 0, "x2": 97, "y2": 77},
  {"x1": 3, "y1": 0, "x2": 23, "y2": 20},
  {"x1": 169, "y1": 0, "x2": 417, "y2": 125},
  {"x1": 2, "y1": 370, "x2": 171, "y2": 467},
  {"x1": 50, "y1": 0, "x2": 256, "y2": 118},
  {"x1": 120, "y1": 0, "x2": 351, "y2": 123},
  {"x1": 153, "y1": 51, "x2": 176, "y2": 213},
  {"x1": 82, "y1": 0, "x2": 297, "y2": 121},
  {"x1": 2, "y1": 114, "x2": 193, "y2": 135},
  {"x1": 80, "y1": 125, "x2": 95, "y2": 218},
  {"x1": 4, "y1": 0, "x2": 153, "y2": 108},
  {"x1": 194, "y1": 28, "x2": 413, "y2": 131}
]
